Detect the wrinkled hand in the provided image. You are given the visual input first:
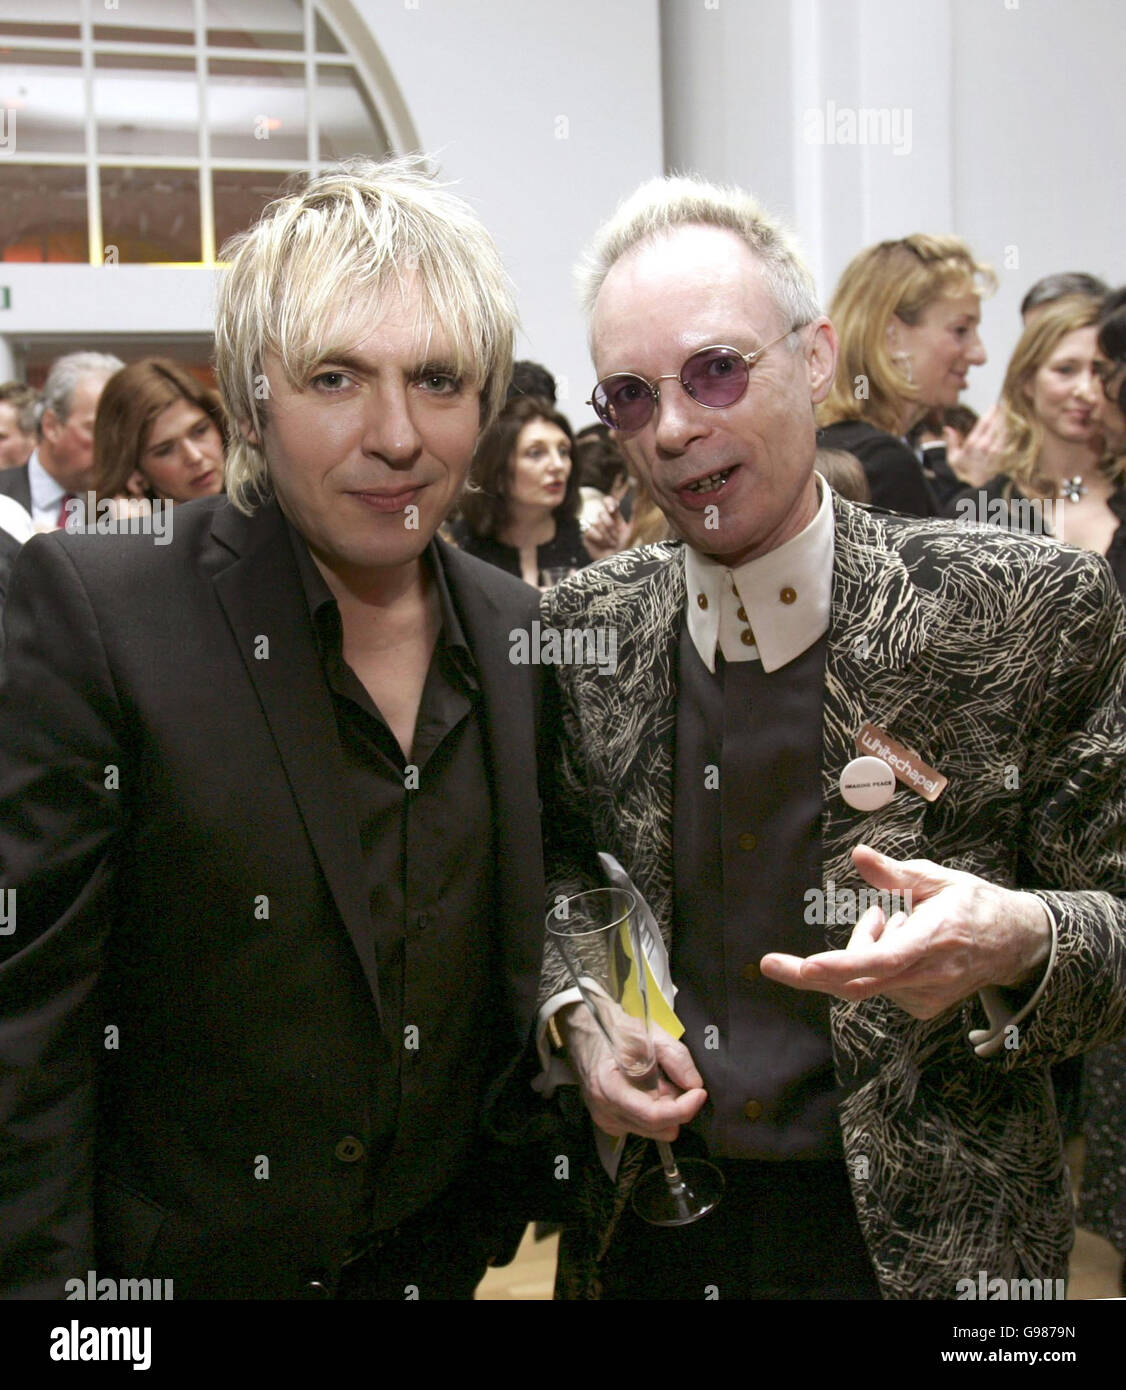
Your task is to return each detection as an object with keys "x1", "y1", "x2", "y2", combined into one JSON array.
[
  {"x1": 557, "y1": 1001, "x2": 707, "y2": 1141},
  {"x1": 759, "y1": 845, "x2": 1052, "y2": 1020},
  {"x1": 582, "y1": 497, "x2": 631, "y2": 561},
  {"x1": 945, "y1": 403, "x2": 1007, "y2": 488}
]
